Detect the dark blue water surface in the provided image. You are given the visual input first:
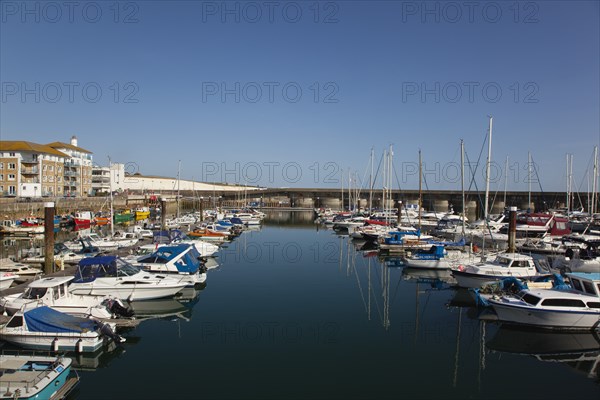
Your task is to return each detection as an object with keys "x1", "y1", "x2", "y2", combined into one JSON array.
[{"x1": 67, "y1": 211, "x2": 598, "y2": 399}]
